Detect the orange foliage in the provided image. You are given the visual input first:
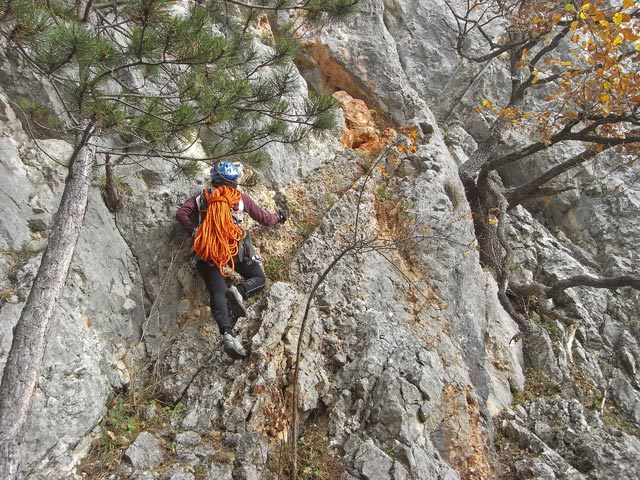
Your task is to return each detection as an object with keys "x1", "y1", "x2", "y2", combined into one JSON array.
[{"x1": 470, "y1": 0, "x2": 640, "y2": 154}]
